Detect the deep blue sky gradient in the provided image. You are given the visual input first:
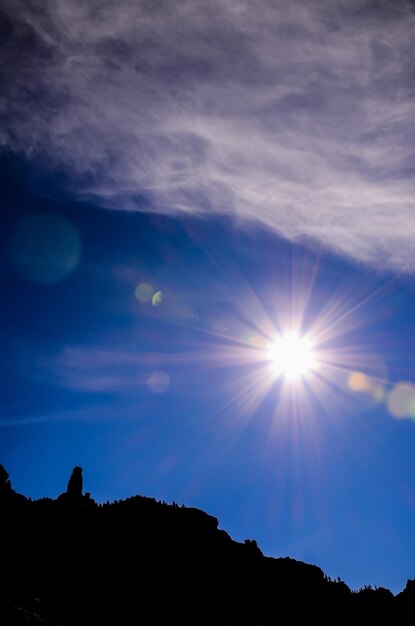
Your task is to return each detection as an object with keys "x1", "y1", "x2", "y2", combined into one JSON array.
[
  {"x1": 3, "y1": 0, "x2": 415, "y2": 597},
  {"x1": 2, "y1": 154, "x2": 415, "y2": 594}
]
